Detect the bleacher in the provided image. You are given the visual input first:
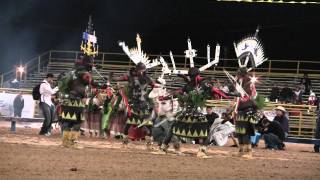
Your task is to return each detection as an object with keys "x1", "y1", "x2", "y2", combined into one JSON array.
[{"x1": 13, "y1": 51, "x2": 320, "y2": 103}]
